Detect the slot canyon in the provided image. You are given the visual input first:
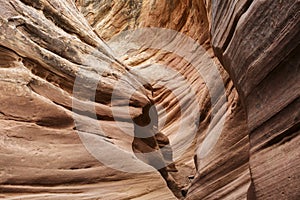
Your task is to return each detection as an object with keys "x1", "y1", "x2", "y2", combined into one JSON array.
[{"x1": 0, "y1": 0, "x2": 299, "y2": 199}]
